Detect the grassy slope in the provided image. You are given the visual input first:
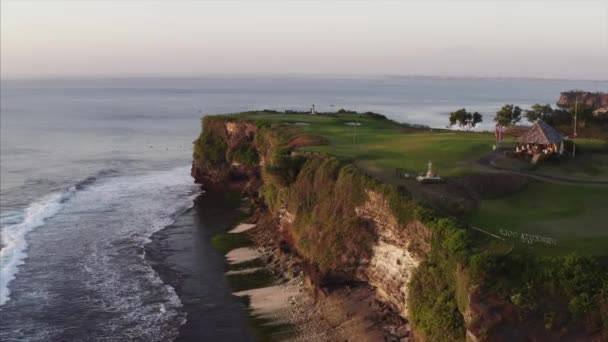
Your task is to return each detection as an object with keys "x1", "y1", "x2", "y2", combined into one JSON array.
[
  {"x1": 468, "y1": 181, "x2": 608, "y2": 256},
  {"x1": 535, "y1": 153, "x2": 608, "y2": 180},
  {"x1": 473, "y1": 138, "x2": 608, "y2": 256},
  {"x1": 232, "y1": 112, "x2": 608, "y2": 257}
]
